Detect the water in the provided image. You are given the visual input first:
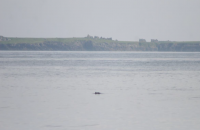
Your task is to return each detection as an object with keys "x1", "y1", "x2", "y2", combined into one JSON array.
[{"x1": 0, "y1": 51, "x2": 200, "y2": 130}]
